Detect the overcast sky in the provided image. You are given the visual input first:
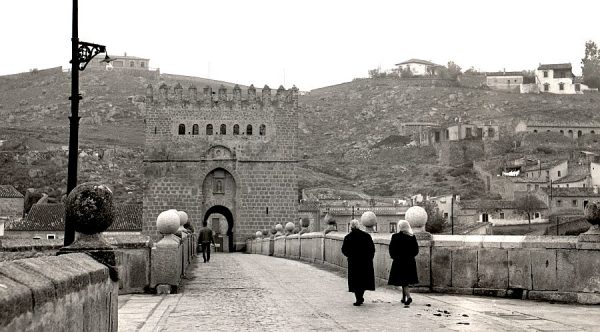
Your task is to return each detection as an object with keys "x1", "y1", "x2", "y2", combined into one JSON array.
[{"x1": 2, "y1": 0, "x2": 599, "y2": 90}]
